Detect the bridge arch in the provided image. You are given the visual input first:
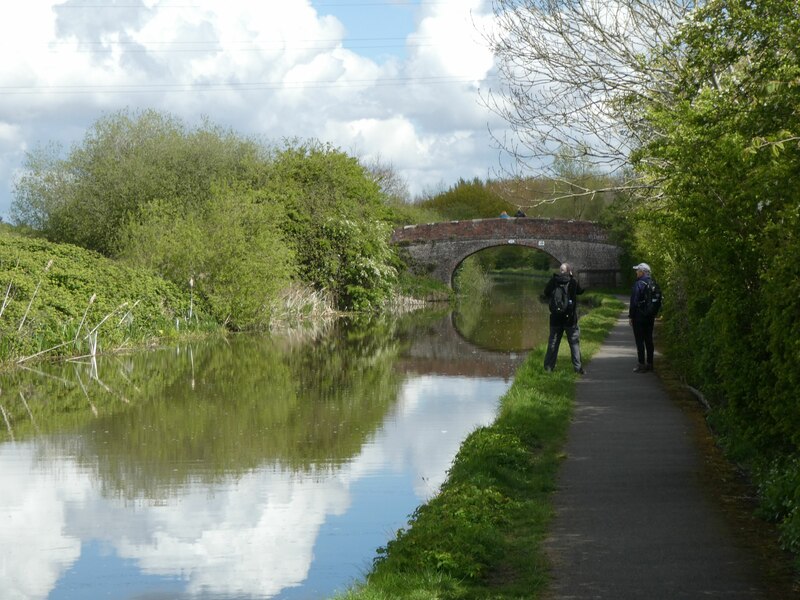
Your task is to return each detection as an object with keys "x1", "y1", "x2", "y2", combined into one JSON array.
[{"x1": 391, "y1": 217, "x2": 622, "y2": 288}]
